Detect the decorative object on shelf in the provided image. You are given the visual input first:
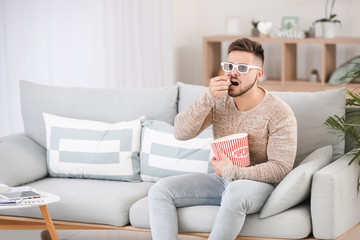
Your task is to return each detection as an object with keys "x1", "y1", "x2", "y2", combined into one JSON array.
[
  {"x1": 329, "y1": 56, "x2": 360, "y2": 84},
  {"x1": 281, "y1": 16, "x2": 299, "y2": 31},
  {"x1": 271, "y1": 27, "x2": 305, "y2": 39},
  {"x1": 314, "y1": 0, "x2": 341, "y2": 38},
  {"x1": 257, "y1": 21, "x2": 273, "y2": 37},
  {"x1": 251, "y1": 20, "x2": 260, "y2": 37},
  {"x1": 310, "y1": 69, "x2": 319, "y2": 82},
  {"x1": 225, "y1": 17, "x2": 240, "y2": 35},
  {"x1": 271, "y1": 16, "x2": 304, "y2": 39},
  {"x1": 305, "y1": 26, "x2": 315, "y2": 38}
]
